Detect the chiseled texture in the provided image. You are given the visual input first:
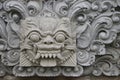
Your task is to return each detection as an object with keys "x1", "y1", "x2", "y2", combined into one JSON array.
[
  {"x1": 20, "y1": 17, "x2": 76, "y2": 67},
  {"x1": 0, "y1": 0, "x2": 120, "y2": 78}
]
